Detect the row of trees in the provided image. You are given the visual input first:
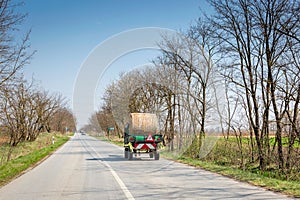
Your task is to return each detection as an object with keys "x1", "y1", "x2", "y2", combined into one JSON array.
[
  {"x1": 87, "y1": 0, "x2": 300, "y2": 179},
  {"x1": 208, "y1": 0, "x2": 300, "y2": 175},
  {"x1": 0, "y1": 0, "x2": 76, "y2": 152},
  {"x1": 0, "y1": 80, "x2": 75, "y2": 146}
]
